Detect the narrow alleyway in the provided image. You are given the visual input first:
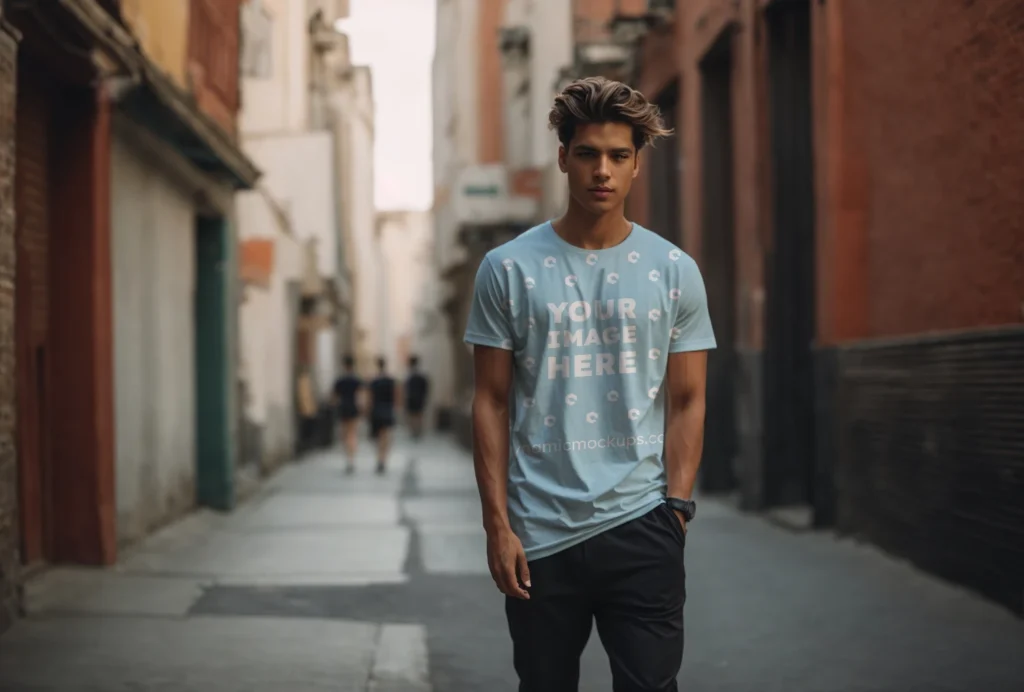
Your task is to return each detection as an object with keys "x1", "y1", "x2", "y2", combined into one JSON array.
[{"x1": 1, "y1": 433, "x2": 1022, "y2": 691}]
